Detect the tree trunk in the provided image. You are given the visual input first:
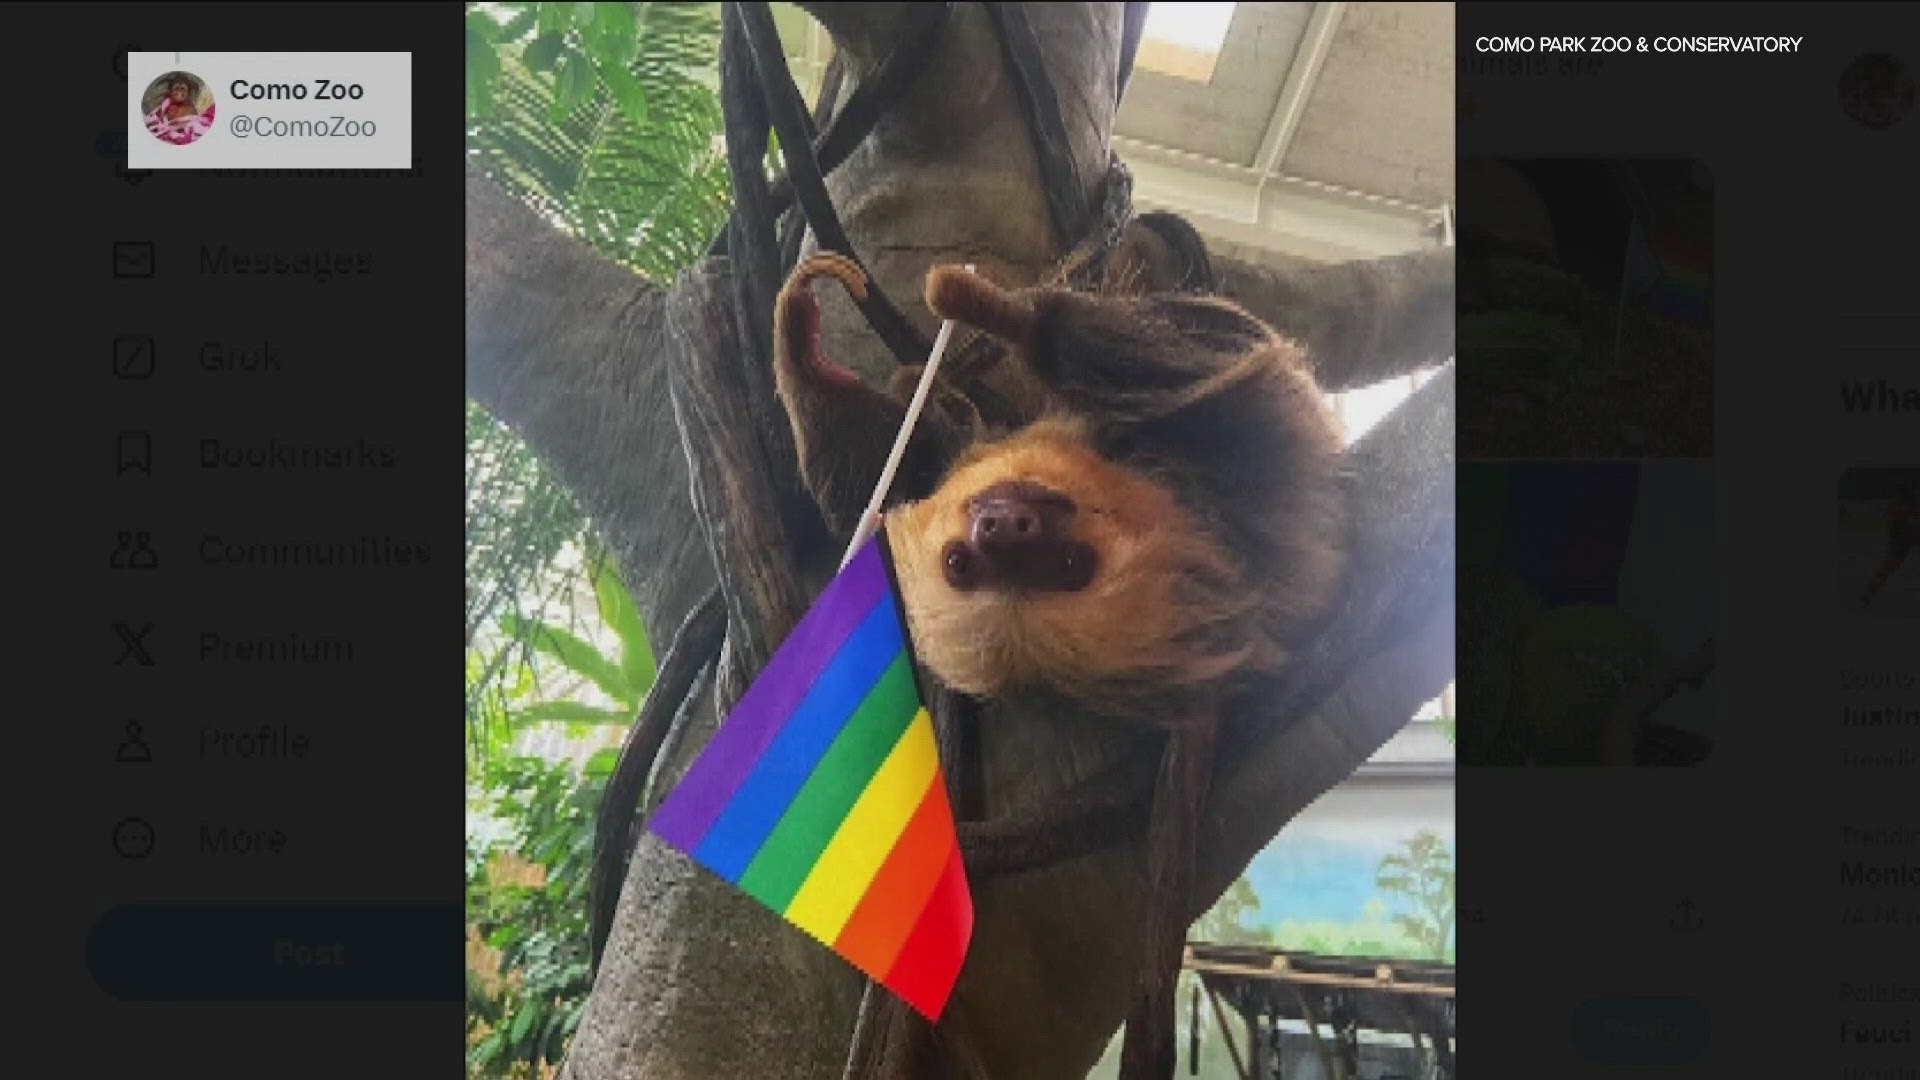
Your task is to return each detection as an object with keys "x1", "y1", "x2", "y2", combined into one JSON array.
[{"x1": 466, "y1": 5, "x2": 1454, "y2": 1078}]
